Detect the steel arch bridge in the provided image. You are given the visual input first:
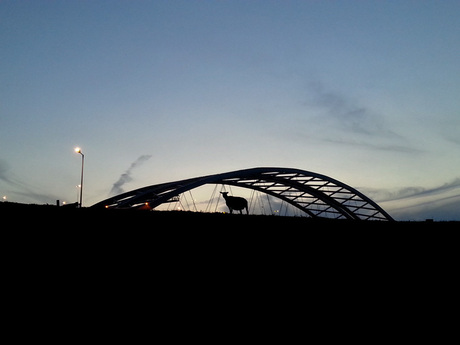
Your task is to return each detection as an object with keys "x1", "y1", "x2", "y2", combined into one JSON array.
[{"x1": 92, "y1": 167, "x2": 394, "y2": 221}]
